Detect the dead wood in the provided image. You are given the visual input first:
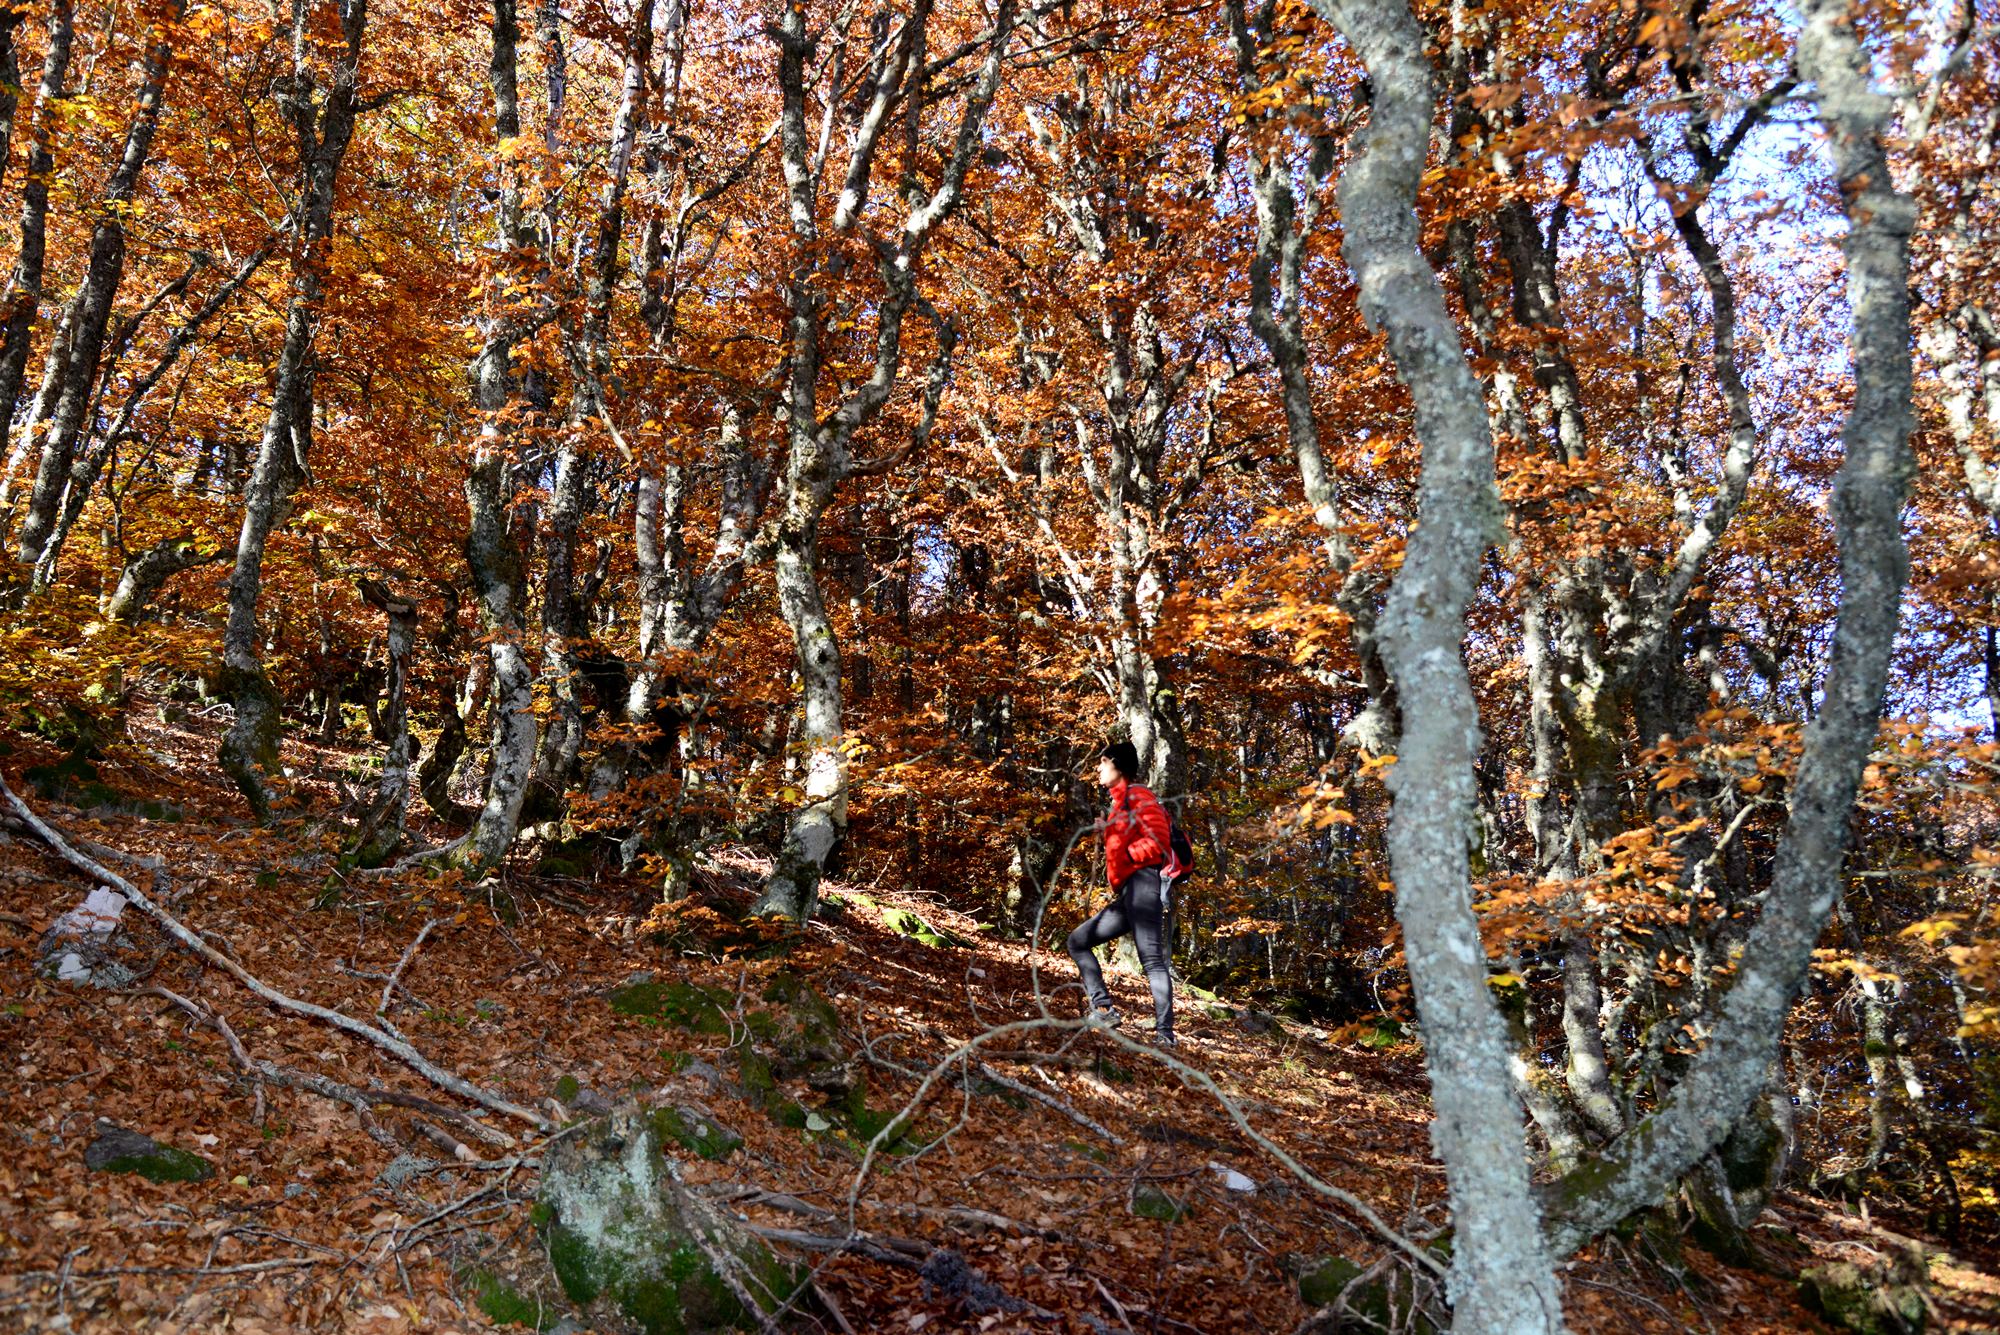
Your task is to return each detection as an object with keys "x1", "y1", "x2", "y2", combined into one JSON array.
[{"x1": 1, "y1": 773, "x2": 549, "y2": 1135}]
